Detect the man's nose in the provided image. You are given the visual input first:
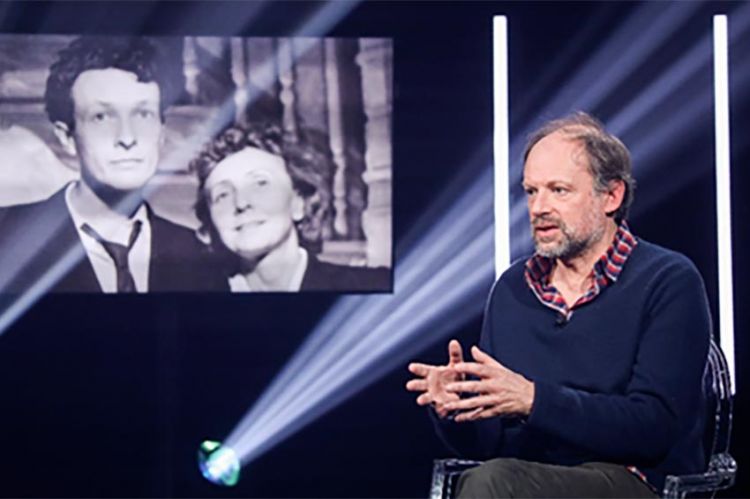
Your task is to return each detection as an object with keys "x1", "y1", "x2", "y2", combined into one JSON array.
[
  {"x1": 529, "y1": 190, "x2": 551, "y2": 217},
  {"x1": 115, "y1": 117, "x2": 137, "y2": 150}
]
